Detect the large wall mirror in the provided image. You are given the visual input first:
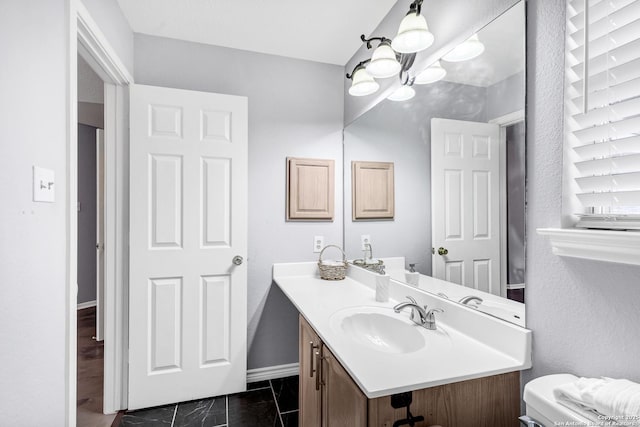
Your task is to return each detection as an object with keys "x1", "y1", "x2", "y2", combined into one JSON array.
[{"x1": 343, "y1": 2, "x2": 526, "y2": 326}]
